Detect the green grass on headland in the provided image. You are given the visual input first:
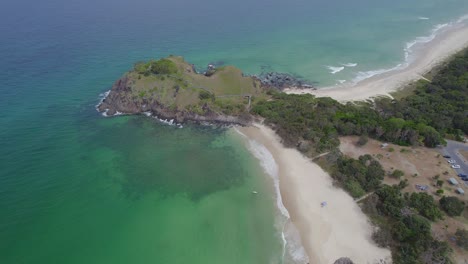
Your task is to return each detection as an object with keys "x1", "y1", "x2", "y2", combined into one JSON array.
[{"x1": 126, "y1": 56, "x2": 267, "y2": 116}]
